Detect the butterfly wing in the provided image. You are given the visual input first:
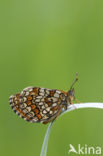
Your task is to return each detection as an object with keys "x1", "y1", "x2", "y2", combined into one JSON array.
[{"x1": 9, "y1": 86, "x2": 68, "y2": 124}]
